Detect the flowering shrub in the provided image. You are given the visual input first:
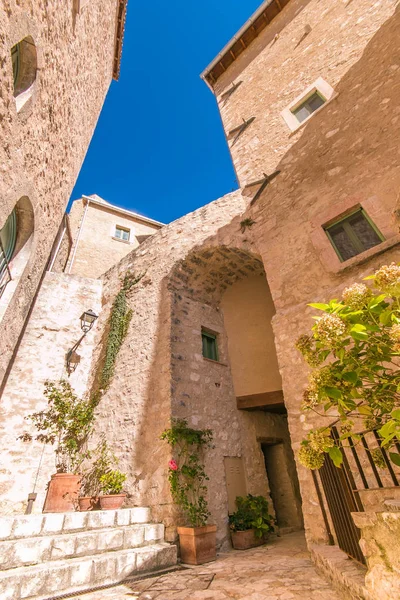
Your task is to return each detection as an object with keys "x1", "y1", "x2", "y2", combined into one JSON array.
[
  {"x1": 160, "y1": 419, "x2": 213, "y2": 527},
  {"x1": 296, "y1": 264, "x2": 400, "y2": 470}
]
